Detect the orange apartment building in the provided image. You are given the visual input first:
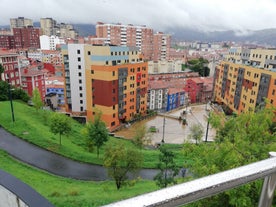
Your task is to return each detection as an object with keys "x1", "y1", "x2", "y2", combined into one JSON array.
[
  {"x1": 62, "y1": 44, "x2": 148, "y2": 131},
  {"x1": 214, "y1": 60, "x2": 276, "y2": 114}
]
